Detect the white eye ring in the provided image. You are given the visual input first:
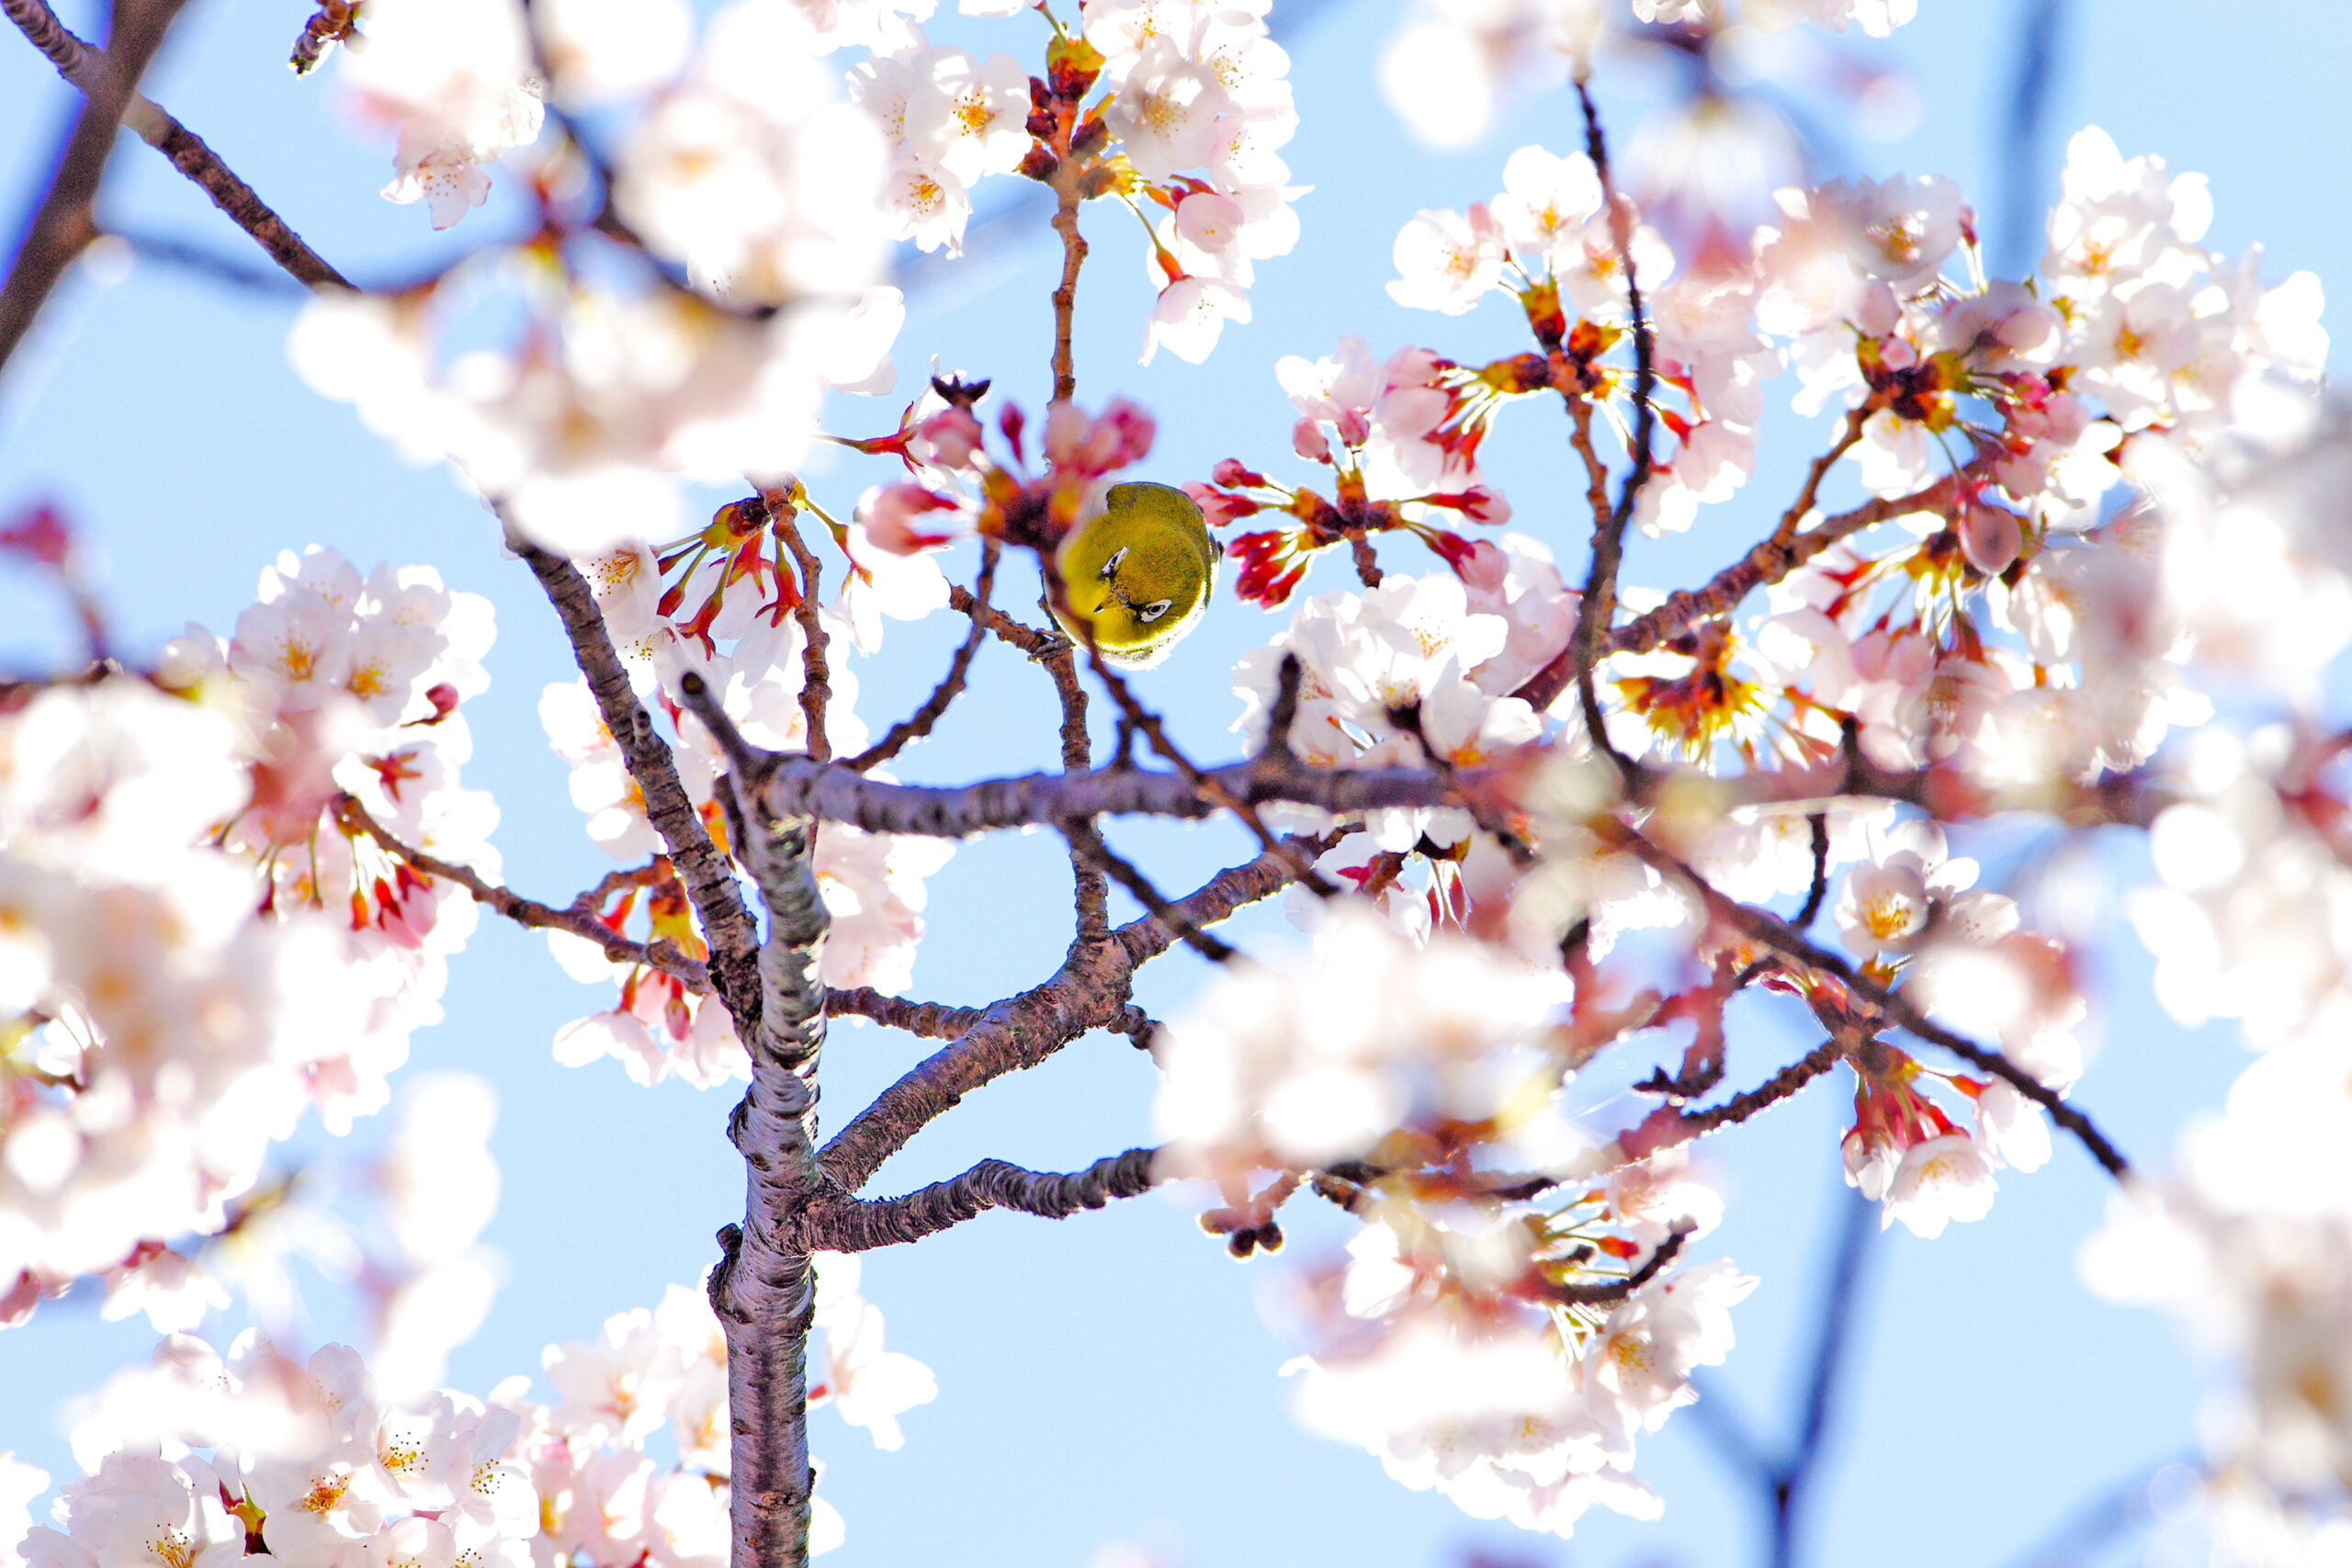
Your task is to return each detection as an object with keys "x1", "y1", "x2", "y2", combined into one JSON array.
[
  {"x1": 1098, "y1": 547, "x2": 1128, "y2": 581},
  {"x1": 1136, "y1": 598, "x2": 1174, "y2": 624}
]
